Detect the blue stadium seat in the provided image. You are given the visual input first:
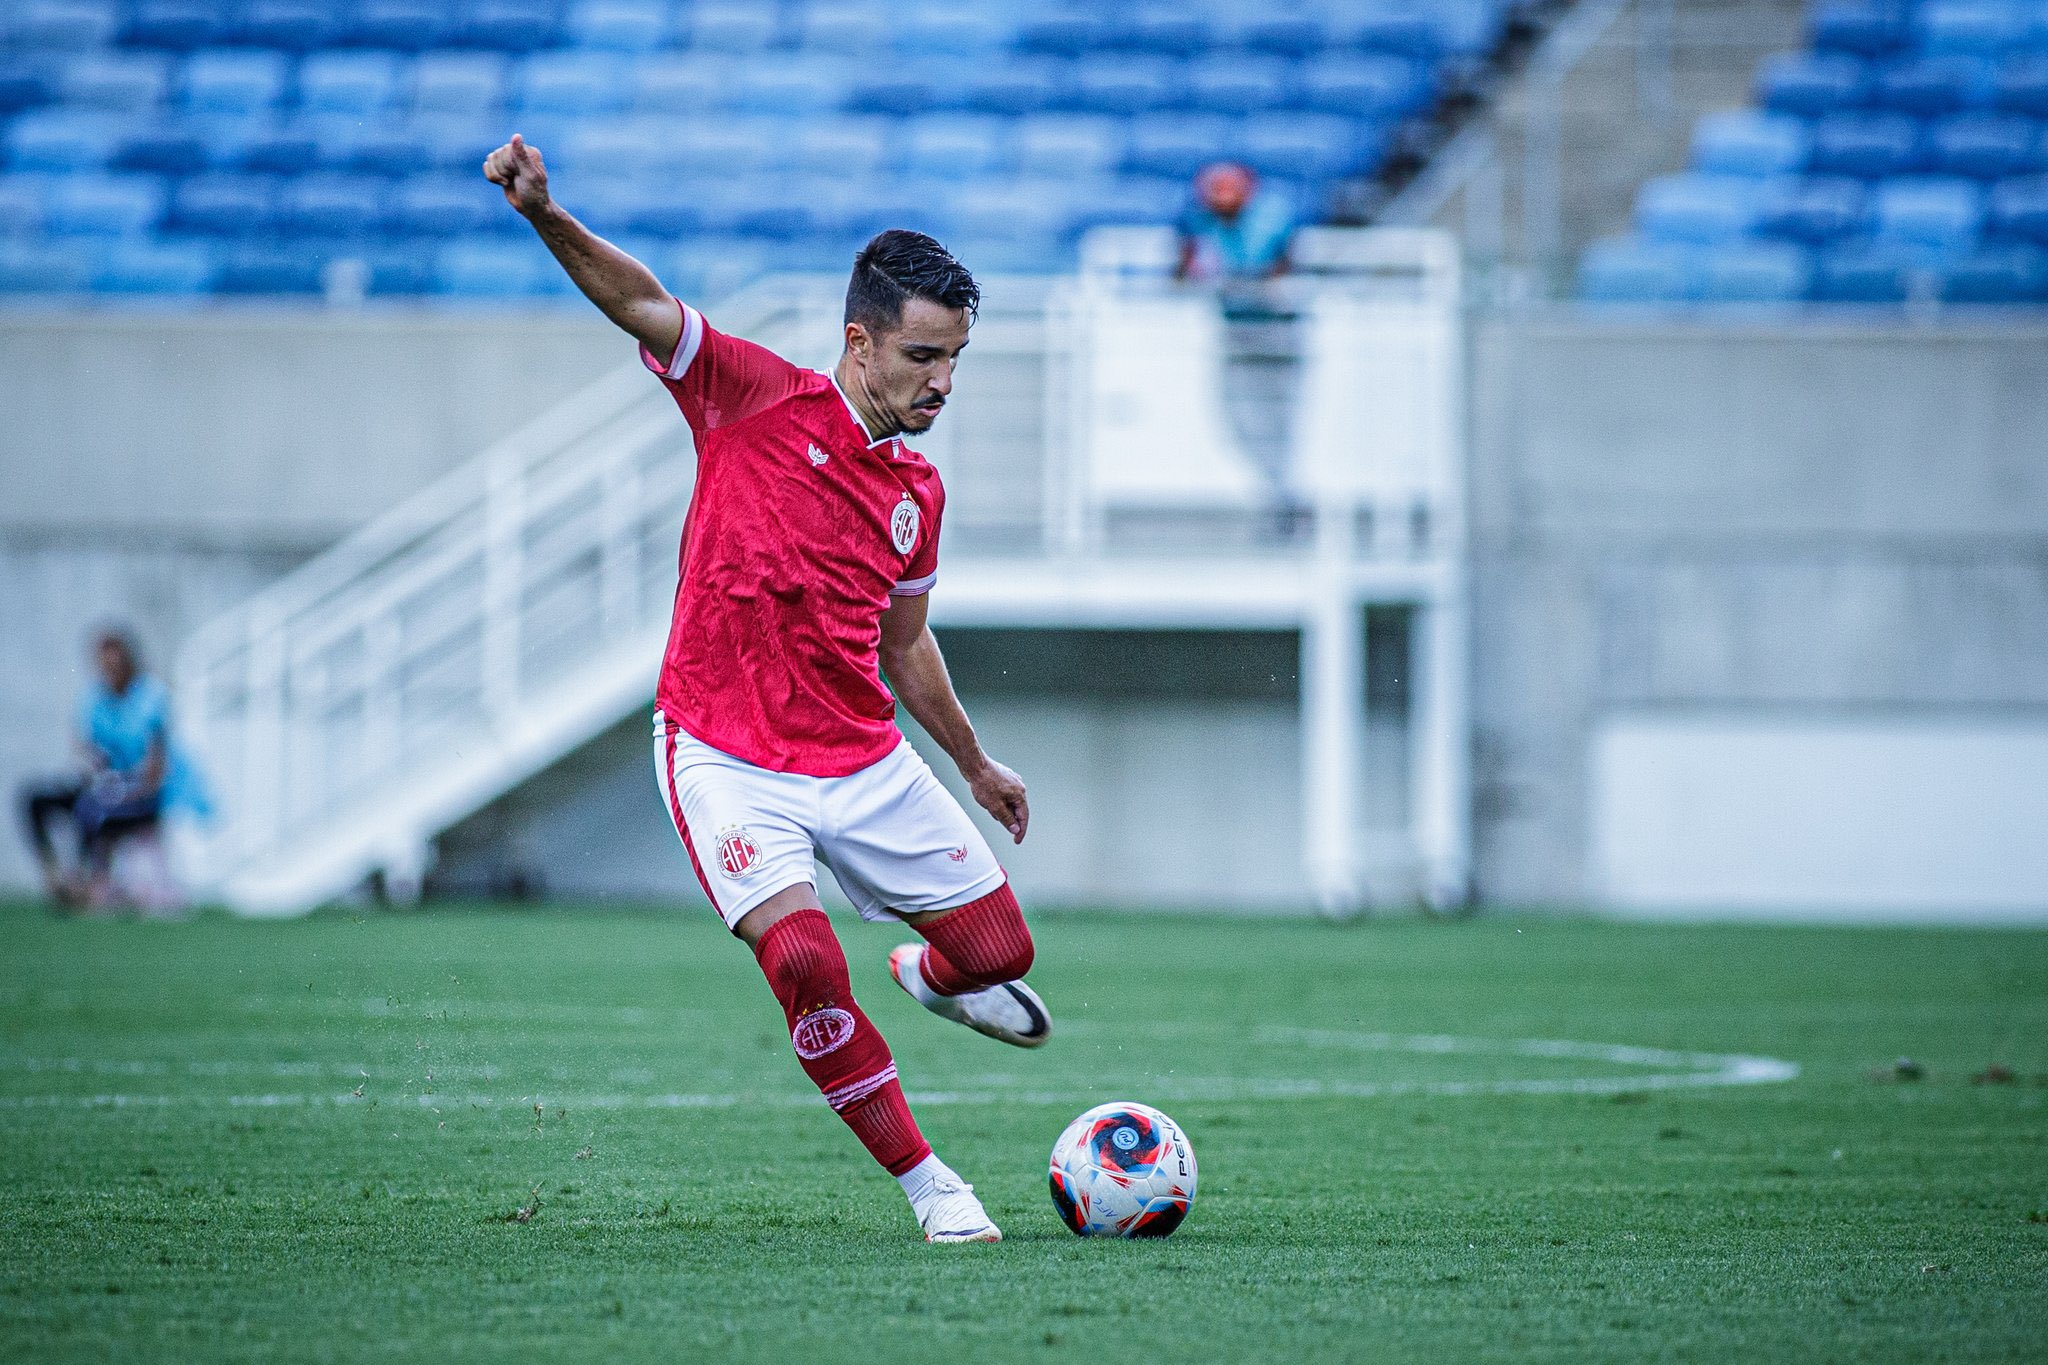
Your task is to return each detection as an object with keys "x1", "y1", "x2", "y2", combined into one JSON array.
[
  {"x1": 322, "y1": 123, "x2": 431, "y2": 177},
  {"x1": 413, "y1": 53, "x2": 509, "y2": 117},
  {"x1": 1186, "y1": 56, "x2": 1293, "y2": 115},
  {"x1": 1870, "y1": 55, "x2": 1992, "y2": 115},
  {"x1": 390, "y1": 175, "x2": 502, "y2": 236},
  {"x1": 1756, "y1": 175, "x2": 1871, "y2": 241},
  {"x1": 1577, "y1": 236, "x2": 1701, "y2": 301},
  {"x1": 1239, "y1": 114, "x2": 1376, "y2": 180},
  {"x1": 517, "y1": 51, "x2": 630, "y2": 117},
  {"x1": 0, "y1": 240, "x2": 91, "y2": 292},
  {"x1": 697, "y1": 177, "x2": 816, "y2": 240},
  {"x1": 1756, "y1": 52, "x2": 1869, "y2": 115},
  {"x1": 92, "y1": 238, "x2": 214, "y2": 292},
  {"x1": 1115, "y1": 6, "x2": 1211, "y2": 58},
  {"x1": 791, "y1": 179, "x2": 895, "y2": 239},
  {"x1": 685, "y1": 4, "x2": 782, "y2": 52},
  {"x1": 795, "y1": 2, "x2": 892, "y2": 54},
  {"x1": 1691, "y1": 110, "x2": 1811, "y2": 176},
  {"x1": 1936, "y1": 243, "x2": 2048, "y2": 300},
  {"x1": 666, "y1": 120, "x2": 786, "y2": 176},
  {"x1": 59, "y1": 53, "x2": 172, "y2": 114},
  {"x1": 121, "y1": 1, "x2": 227, "y2": 52},
  {"x1": 1124, "y1": 114, "x2": 1237, "y2": 179},
  {"x1": 1927, "y1": 113, "x2": 2040, "y2": 178},
  {"x1": 414, "y1": 117, "x2": 503, "y2": 172},
  {"x1": 628, "y1": 54, "x2": 723, "y2": 114},
  {"x1": 223, "y1": 0, "x2": 337, "y2": 53},
  {"x1": 947, "y1": 179, "x2": 1089, "y2": 243},
  {"x1": 449, "y1": 0, "x2": 563, "y2": 54},
  {"x1": 1226, "y1": 11, "x2": 1330, "y2": 59},
  {"x1": 847, "y1": 62, "x2": 967, "y2": 117},
  {"x1": 1809, "y1": 112, "x2": 1924, "y2": 177},
  {"x1": 111, "y1": 124, "x2": 208, "y2": 175},
  {"x1": 434, "y1": 238, "x2": 554, "y2": 295},
  {"x1": 1296, "y1": 54, "x2": 1431, "y2": 119},
  {"x1": 214, "y1": 244, "x2": 327, "y2": 294},
  {"x1": 1811, "y1": 242, "x2": 1917, "y2": 300},
  {"x1": 1808, "y1": 1, "x2": 1908, "y2": 57},
  {"x1": 1331, "y1": 6, "x2": 1445, "y2": 61},
  {"x1": 362, "y1": 247, "x2": 437, "y2": 295},
  {"x1": 5, "y1": 110, "x2": 122, "y2": 171},
  {"x1": 731, "y1": 60, "x2": 852, "y2": 115},
  {"x1": 0, "y1": 61, "x2": 52, "y2": 116},
  {"x1": 790, "y1": 119, "x2": 893, "y2": 178},
  {"x1": 41, "y1": 172, "x2": 166, "y2": 235},
  {"x1": 1014, "y1": 115, "x2": 1126, "y2": 177},
  {"x1": 0, "y1": 176, "x2": 49, "y2": 235},
  {"x1": 299, "y1": 53, "x2": 405, "y2": 118},
  {"x1": 168, "y1": 173, "x2": 281, "y2": 235},
  {"x1": 1634, "y1": 173, "x2": 1763, "y2": 243},
  {"x1": 1916, "y1": 0, "x2": 2027, "y2": 57},
  {"x1": 339, "y1": 0, "x2": 453, "y2": 52},
  {"x1": 220, "y1": 119, "x2": 322, "y2": 174},
  {"x1": 1987, "y1": 173, "x2": 2048, "y2": 240},
  {"x1": 609, "y1": 177, "x2": 700, "y2": 235},
  {"x1": 553, "y1": 120, "x2": 668, "y2": 177},
  {"x1": 181, "y1": 50, "x2": 290, "y2": 116},
  {"x1": 1696, "y1": 239, "x2": 1814, "y2": 301},
  {"x1": 1991, "y1": 55, "x2": 2048, "y2": 117},
  {"x1": 566, "y1": 0, "x2": 671, "y2": 52},
  {"x1": 1068, "y1": 57, "x2": 1178, "y2": 115},
  {"x1": 960, "y1": 61, "x2": 1063, "y2": 116},
  {"x1": 7, "y1": 1, "x2": 121, "y2": 52},
  {"x1": 895, "y1": 8, "x2": 1014, "y2": 55},
  {"x1": 902, "y1": 115, "x2": 1009, "y2": 177},
  {"x1": 1873, "y1": 175, "x2": 1985, "y2": 251},
  {"x1": 1016, "y1": 10, "x2": 1109, "y2": 58},
  {"x1": 1069, "y1": 175, "x2": 1185, "y2": 230}
]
